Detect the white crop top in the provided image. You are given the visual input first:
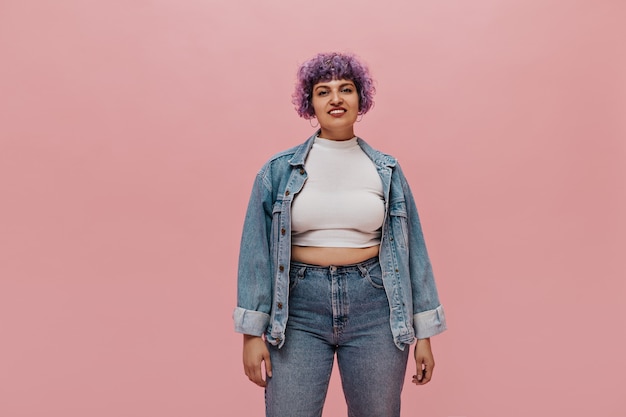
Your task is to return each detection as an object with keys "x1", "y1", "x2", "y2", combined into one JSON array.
[{"x1": 291, "y1": 137, "x2": 384, "y2": 248}]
